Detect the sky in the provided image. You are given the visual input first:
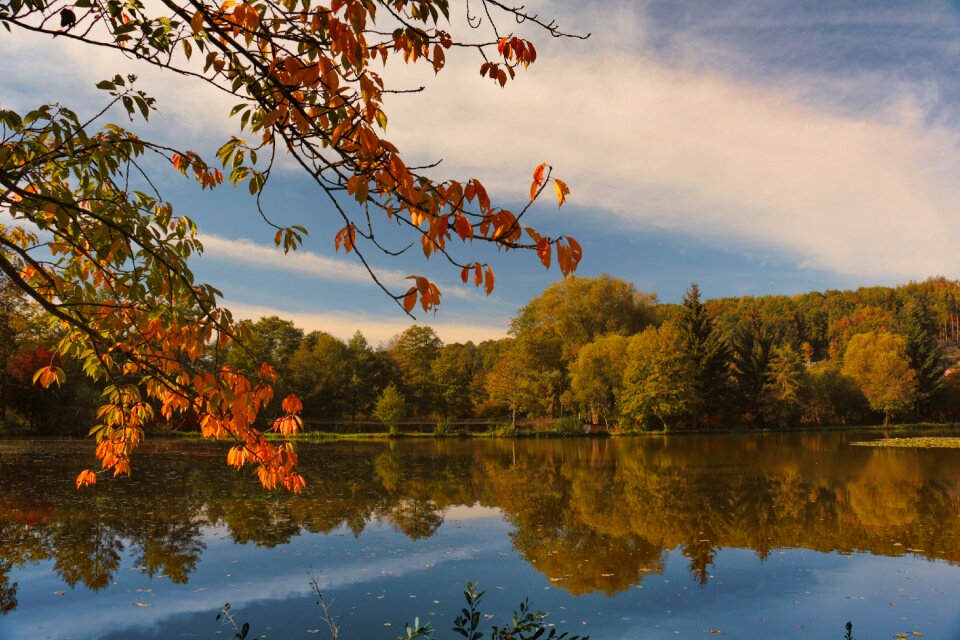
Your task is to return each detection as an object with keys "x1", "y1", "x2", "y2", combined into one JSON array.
[{"x1": 5, "y1": 1, "x2": 960, "y2": 344}]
